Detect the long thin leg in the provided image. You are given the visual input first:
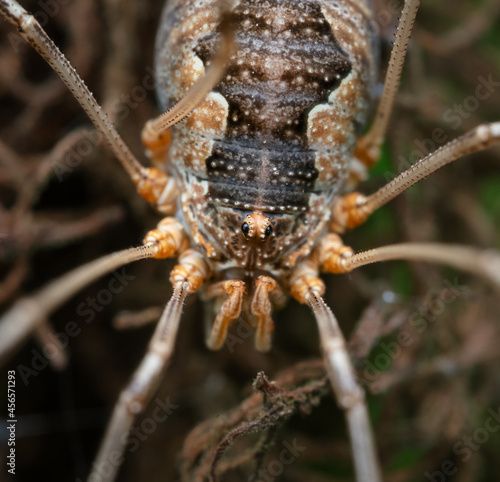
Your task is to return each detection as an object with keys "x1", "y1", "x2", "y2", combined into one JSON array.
[
  {"x1": 0, "y1": 0, "x2": 174, "y2": 212},
  {"x1": 316, "y1": 234, "x2": 500, "y2": 289},
  {"x1": 0, "y1": 0, "x2": 233, "y2": 214},
  {"x1": 0, "y1": 0, "x2": 144, "y2": 183},
  {"x1": 0, "y1": 244, "x2": 158, "y2": 364},
  {"x1": 333, "y1": 122, "x2": 500, "y2": 231},
  {"x1": 34, "y1": 321, "x2": 68, "y2": 371},
  {"x1": 0, "y1": 216, "x2": 188, "y2": 363},
  {"x1": 90, "y1": 249, "x2": 210, "y2": 482},
  {"x1": 289, "y1": 263, "x2": 382, "y2": 482},
  {"x1": 113, "y1": 307, "x2": 164, "y2": 330},
  {"x1": 355, "y1": 0, "x2": 421, "y2": 167}
]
